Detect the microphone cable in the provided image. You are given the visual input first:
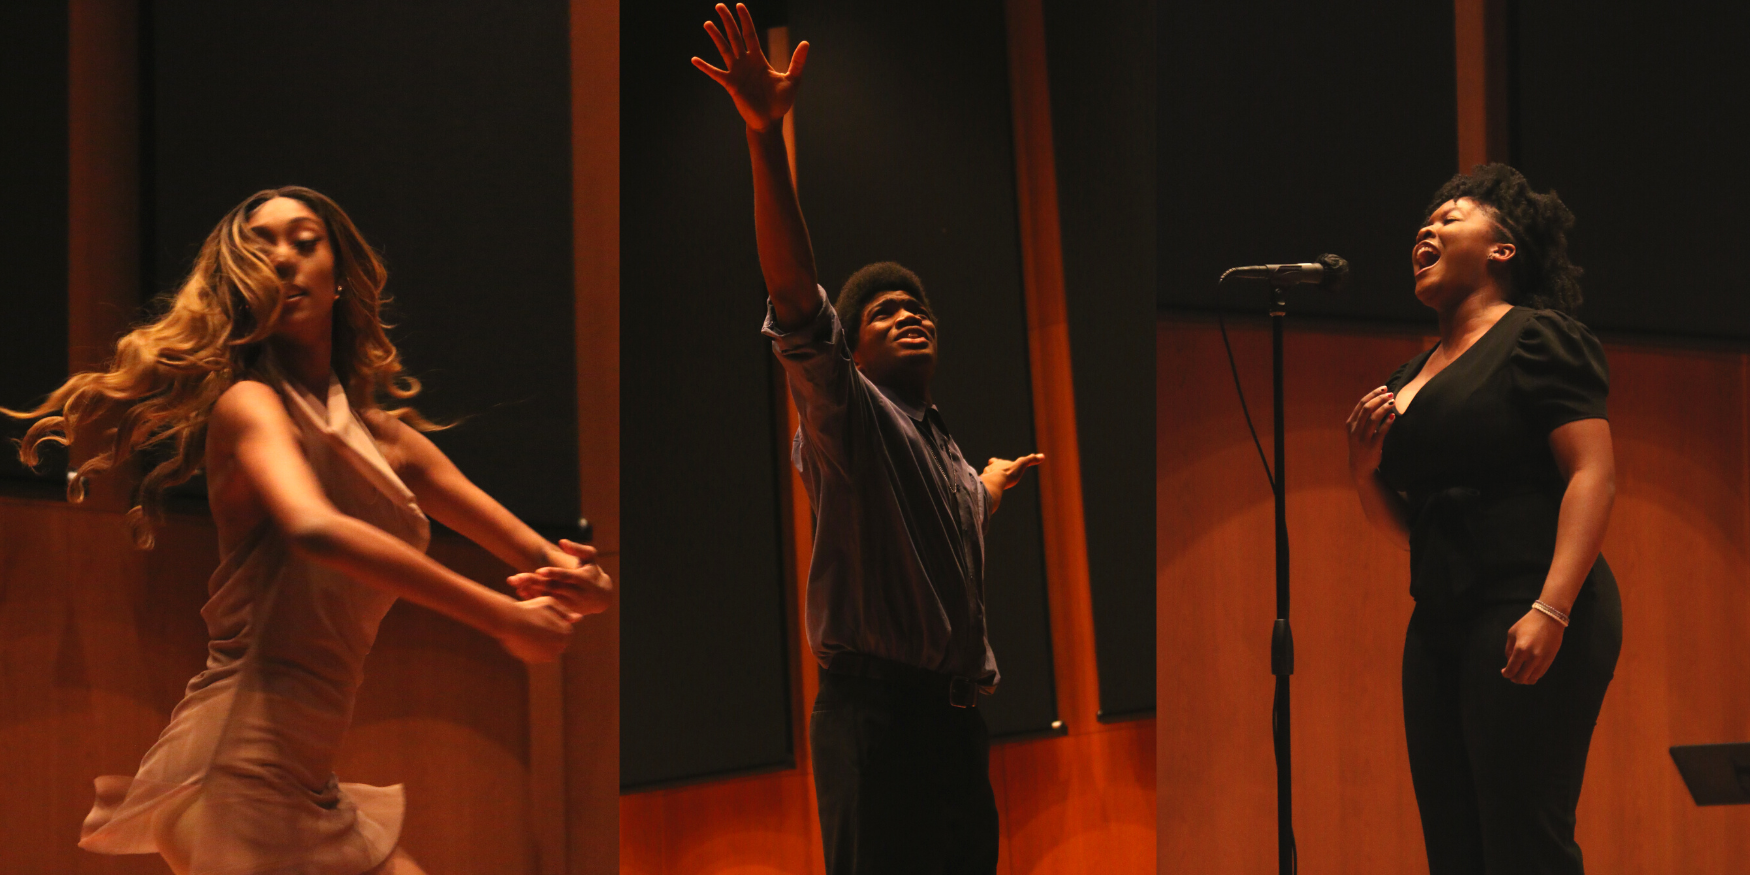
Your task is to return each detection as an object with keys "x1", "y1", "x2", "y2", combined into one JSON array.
[{"x1": 1216, "y1": 268, "x2": 1275, "y2": 491}]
